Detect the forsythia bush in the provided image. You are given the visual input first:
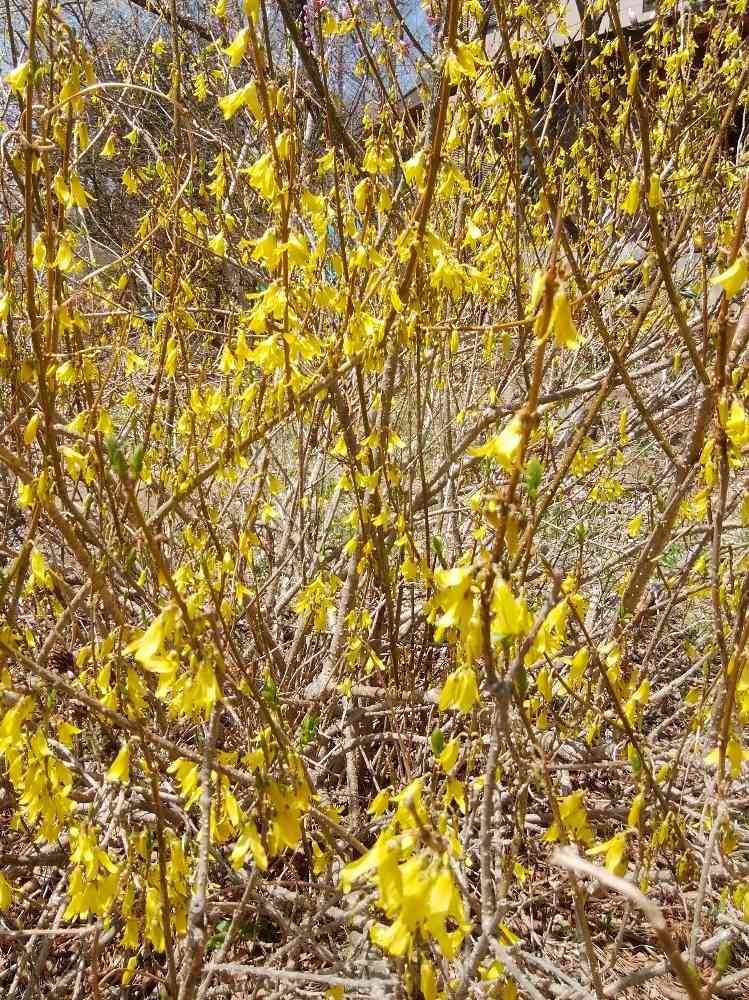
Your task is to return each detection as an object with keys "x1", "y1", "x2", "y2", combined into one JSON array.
[{"x1": 2, "y1": 0, "x2": 749, "y2": 996}]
